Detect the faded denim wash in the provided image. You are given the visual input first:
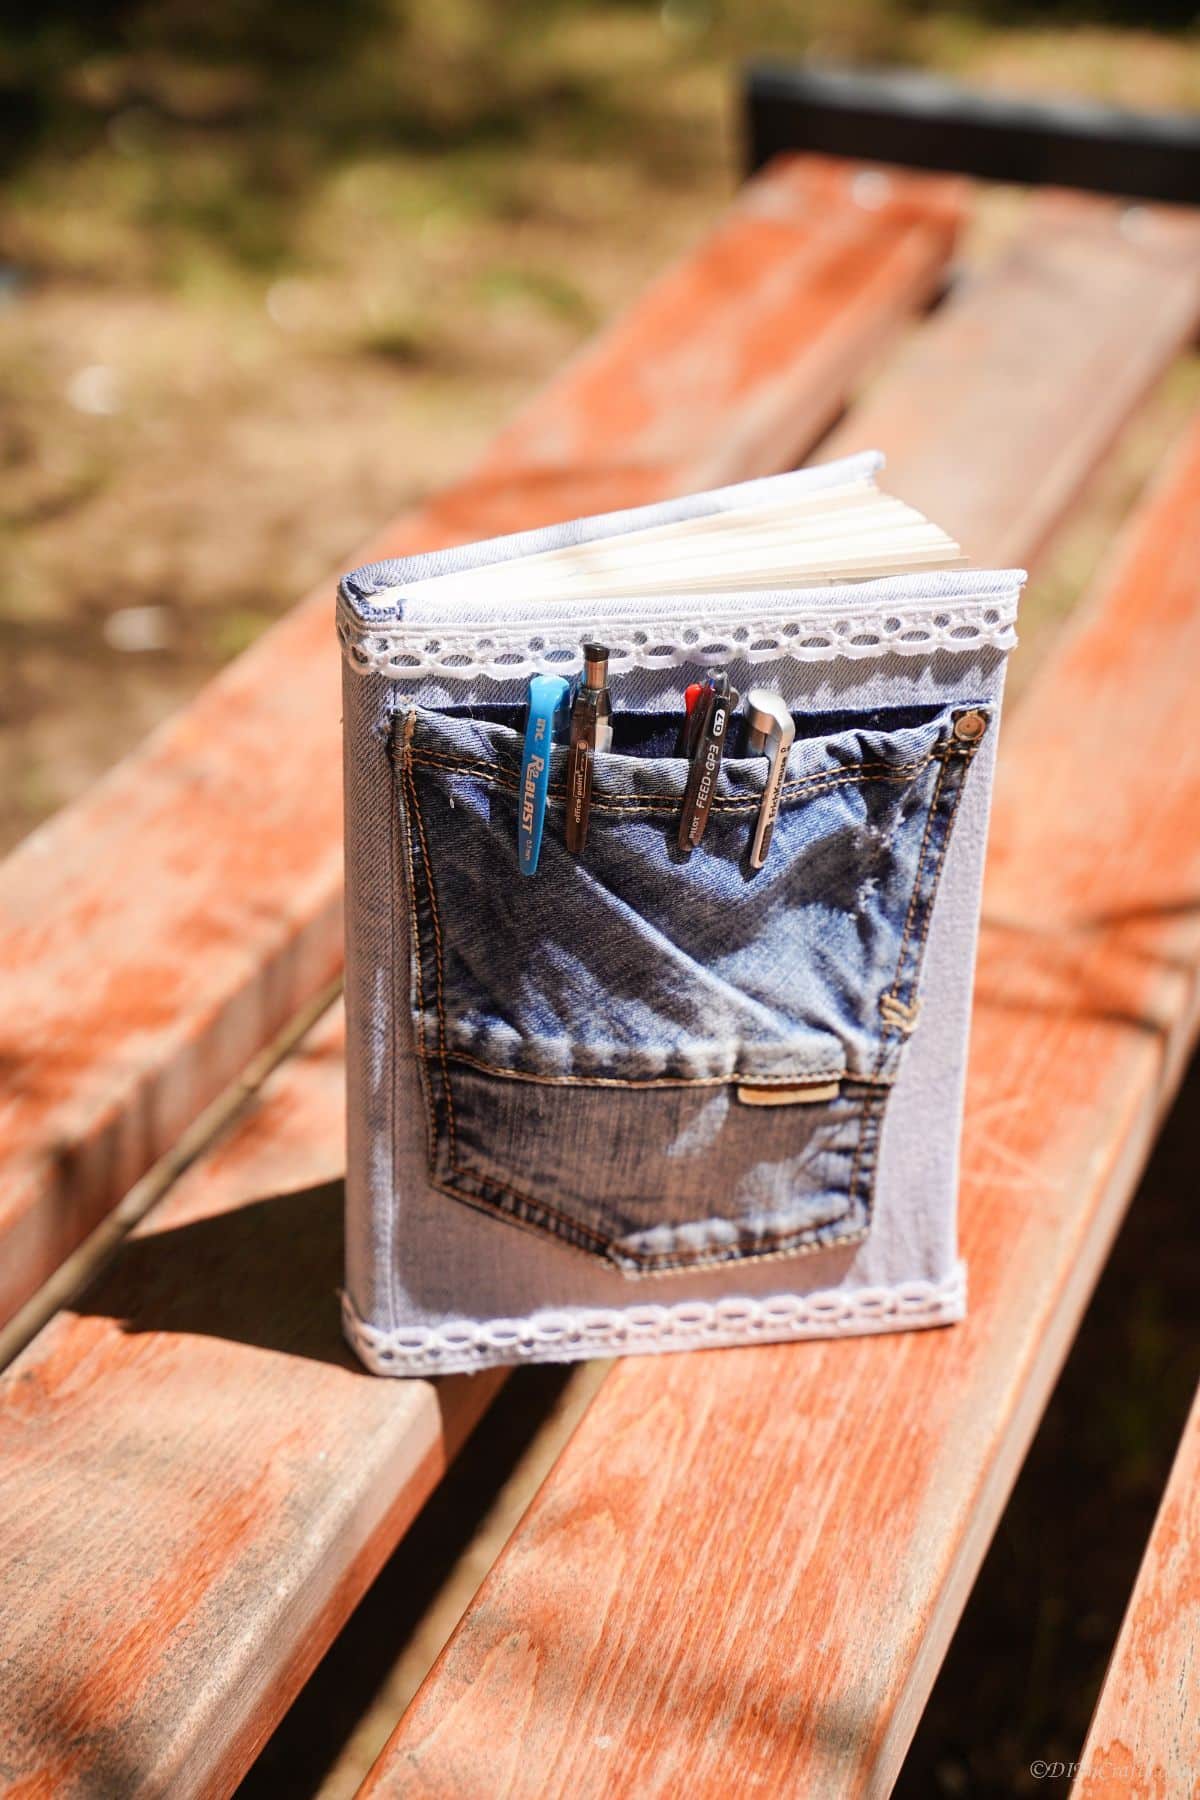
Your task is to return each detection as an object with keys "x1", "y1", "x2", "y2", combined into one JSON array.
[
  {"x1": 395, "y1": 697, "x2": 985, "y2": 1274},
  {"x1": 338, "y1": 453, "x2": 1024, "y2": 1376}
]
